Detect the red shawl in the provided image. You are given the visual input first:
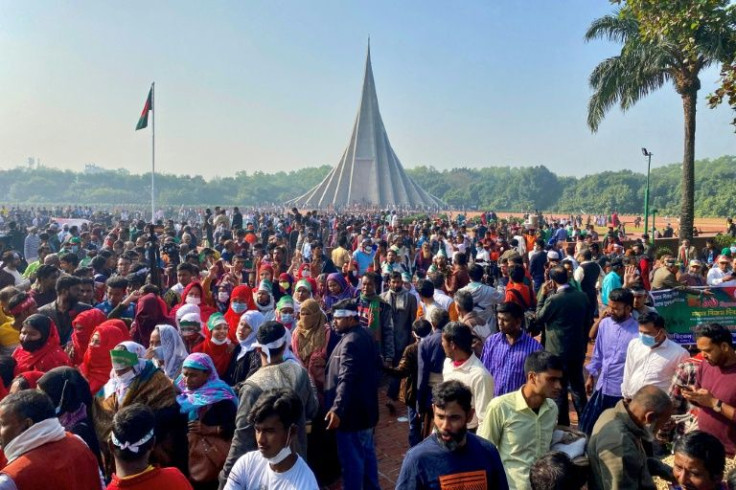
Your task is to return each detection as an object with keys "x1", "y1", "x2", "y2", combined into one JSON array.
[
  {"x1": 12, "y1": 319, "x2": 71, "y2": 375},
  {"x1": 70, "y1": 308, "x2": 107, "y2": 366},
  {"x1": 18, "y1": 370, "x2": 45, "y2": 389},
  {"x1": 80, "y1": 323, "x2": 131, "y2": 395},
  {"x1": 193, "y1": 328, "x2": 234, "y2": 378},
  {"x1": 223, "y1": 285, "x2": 256, "y2": 342},
  {"x1": 170, "y1": 282, "x2": 216, "y2": 327},
  {"x1": 130, "y1": 293, "x2": 174, "y2": 348}
]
